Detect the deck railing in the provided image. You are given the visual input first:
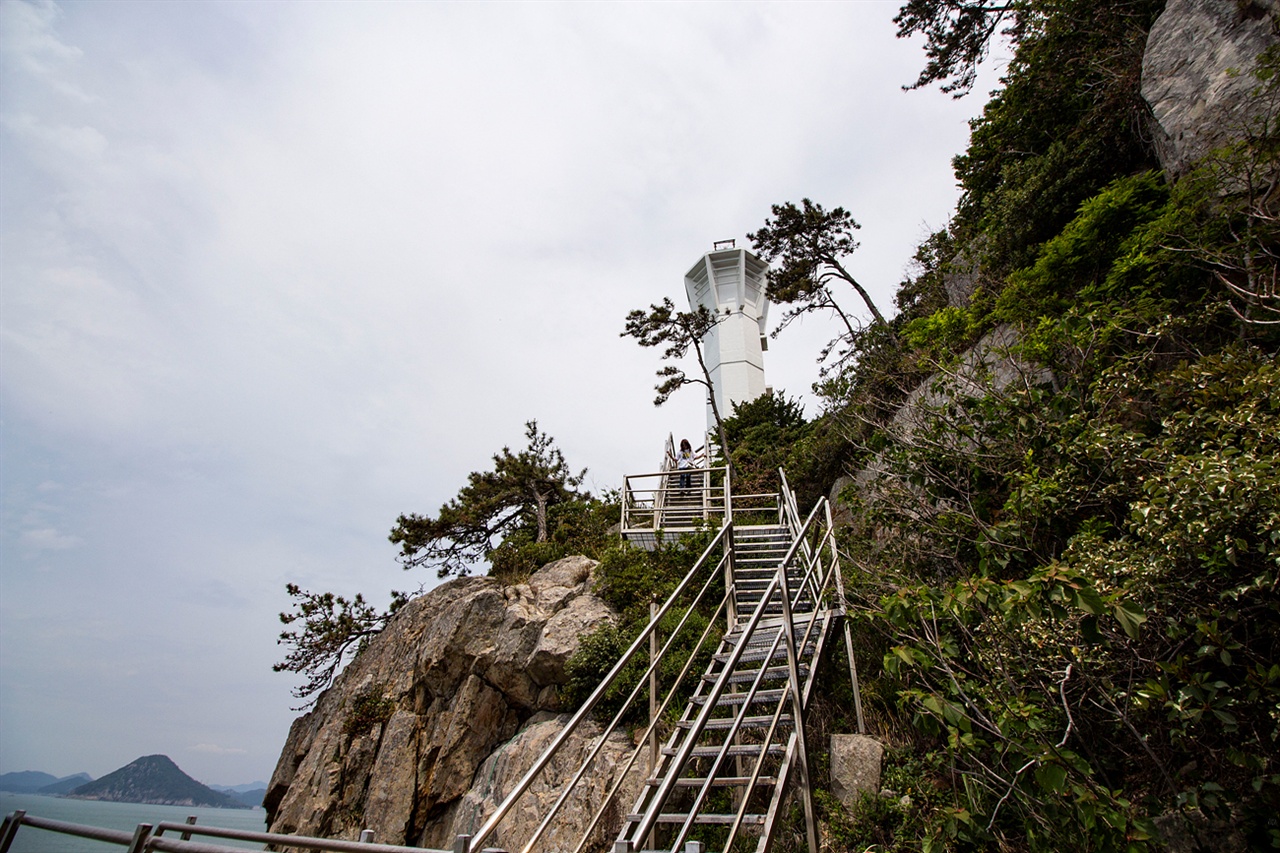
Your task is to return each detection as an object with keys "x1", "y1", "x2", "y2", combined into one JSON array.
[
  {"x1": 621, "y1": 465, "x2": 731, "y2": 540},
  {"x1": 0, "y1": 810, "x2": 454, "y2": 853}
]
